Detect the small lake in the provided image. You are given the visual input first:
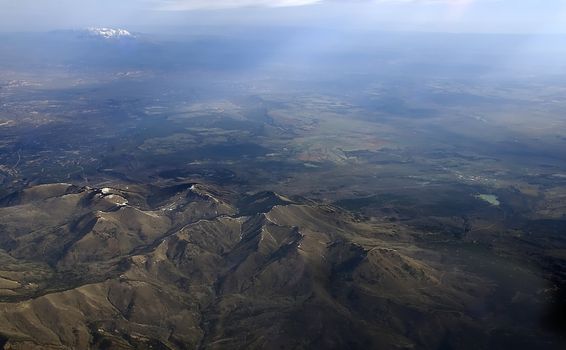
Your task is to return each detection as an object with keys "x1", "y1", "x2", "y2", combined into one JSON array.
[{"x1": 476, "y1": 194, "x2": 500, "y2": 206}]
